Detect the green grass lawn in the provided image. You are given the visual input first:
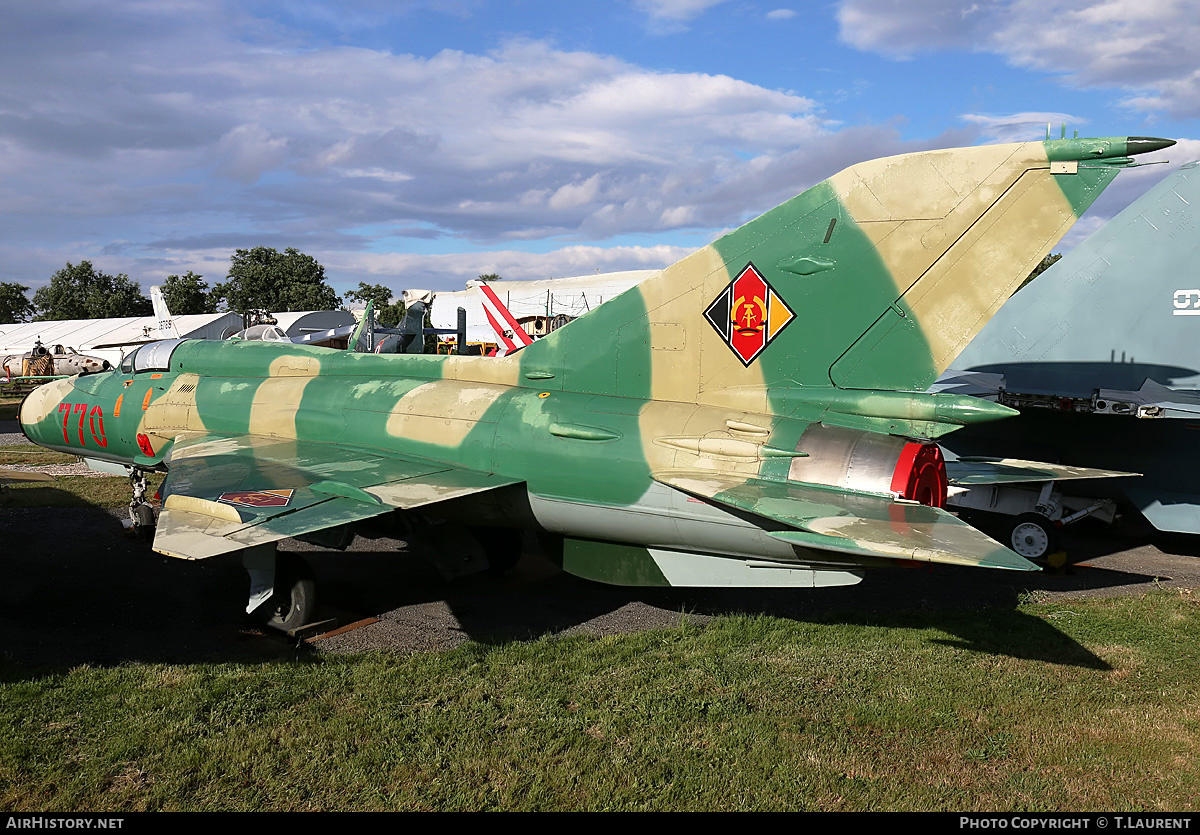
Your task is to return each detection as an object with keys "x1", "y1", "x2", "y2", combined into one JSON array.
[
  {"x1": 2, "y1": 591, "x2": 1198, "y2": 811},
  {"x1": 0, "y1": 444, "x2": 79, "y2": 466},
  {"x1": 1, "y1": 473, "x2": 164, "y2": 508},
  {"x1": 1, "y1": 391, "x2": 25, "y2": 421}
]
